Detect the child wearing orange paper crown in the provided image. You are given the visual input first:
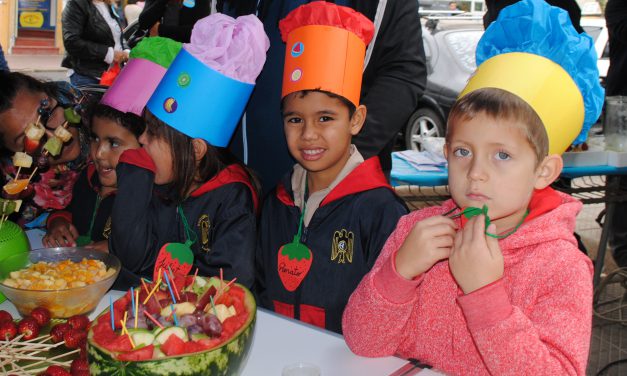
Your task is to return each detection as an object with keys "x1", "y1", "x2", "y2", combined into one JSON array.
[
  {"x1": 110, "y1": 14, "x2": 269, "y2": 290},
  {"x1": 42, "y1": 38, "x2": 181, "y2": 253},
  {"x1": 342, "y1": 0, "x2": 604, "y2": 374},
  {"x1": 255, "y1": 2, "x2": 408, "y2": 334}
]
